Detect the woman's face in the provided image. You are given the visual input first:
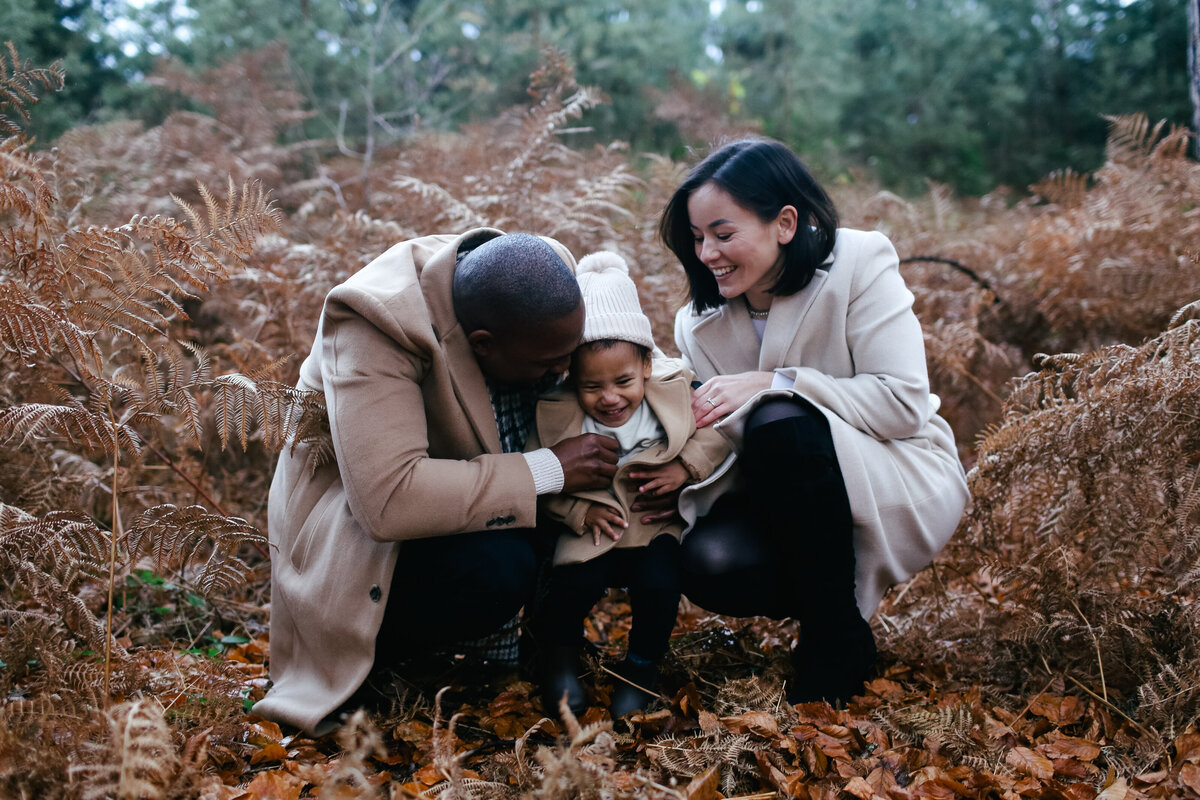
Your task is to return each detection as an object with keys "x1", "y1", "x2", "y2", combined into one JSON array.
[{"x1": 686, "y1": 182, "x2": 797, "y2": 306}]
